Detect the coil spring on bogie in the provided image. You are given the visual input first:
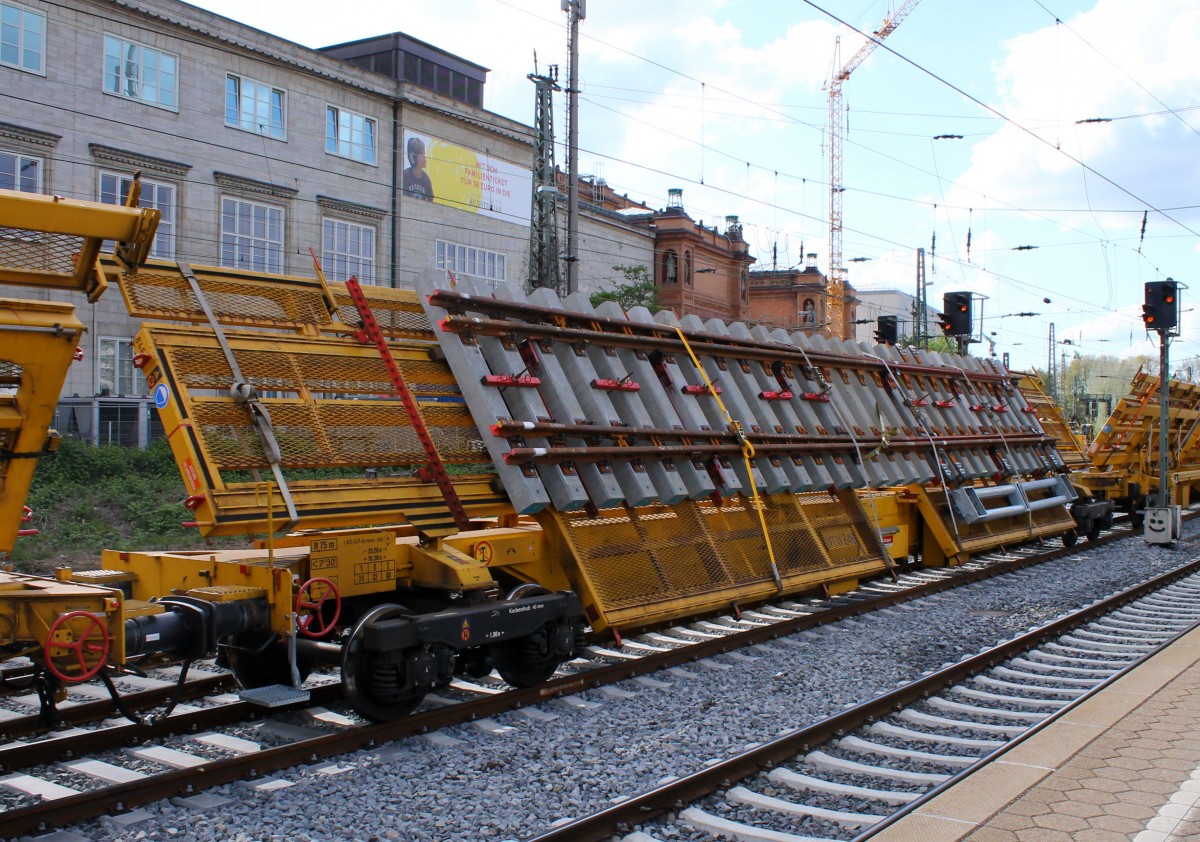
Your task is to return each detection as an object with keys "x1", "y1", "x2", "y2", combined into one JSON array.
[{"x1": 371, "y1": 658, "x2": 401, "y2": 697}]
